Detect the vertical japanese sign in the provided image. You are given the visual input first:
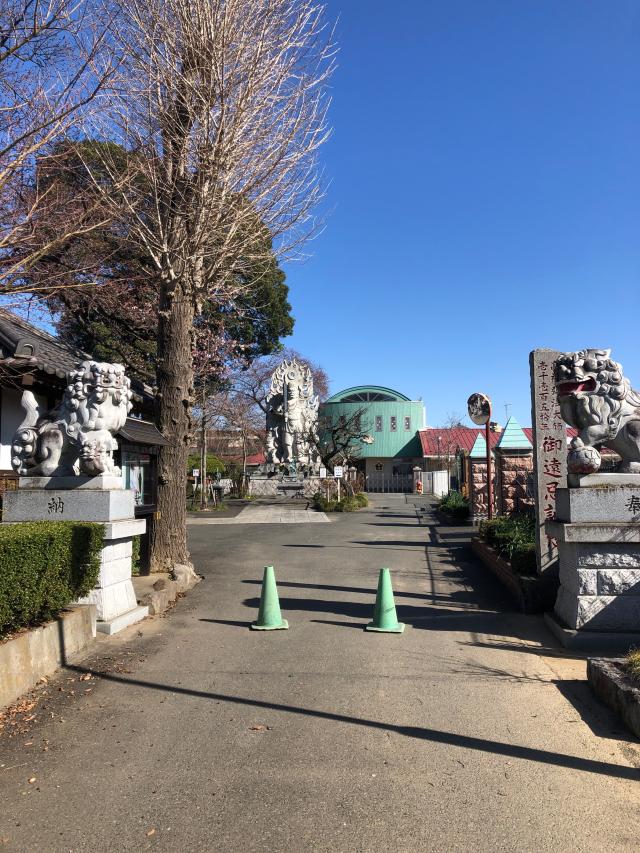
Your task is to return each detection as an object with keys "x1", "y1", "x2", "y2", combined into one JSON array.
[{"x1": 529, "y1": 349, "x2": 567, "y2": 574}]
